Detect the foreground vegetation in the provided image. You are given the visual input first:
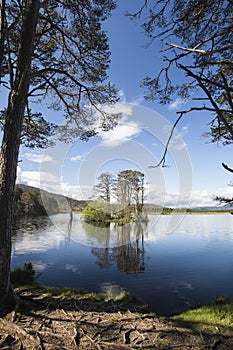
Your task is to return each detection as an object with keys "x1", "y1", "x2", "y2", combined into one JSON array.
[
  {"x1": 1, "y1": 284, "x2": 233, "y2": 349},
  {"x1": 174, "y1": 296, "x2": 233, "y2": 331},
  {"x1": 0, "y1": 266, "x2": 232, "y2": 349}
]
